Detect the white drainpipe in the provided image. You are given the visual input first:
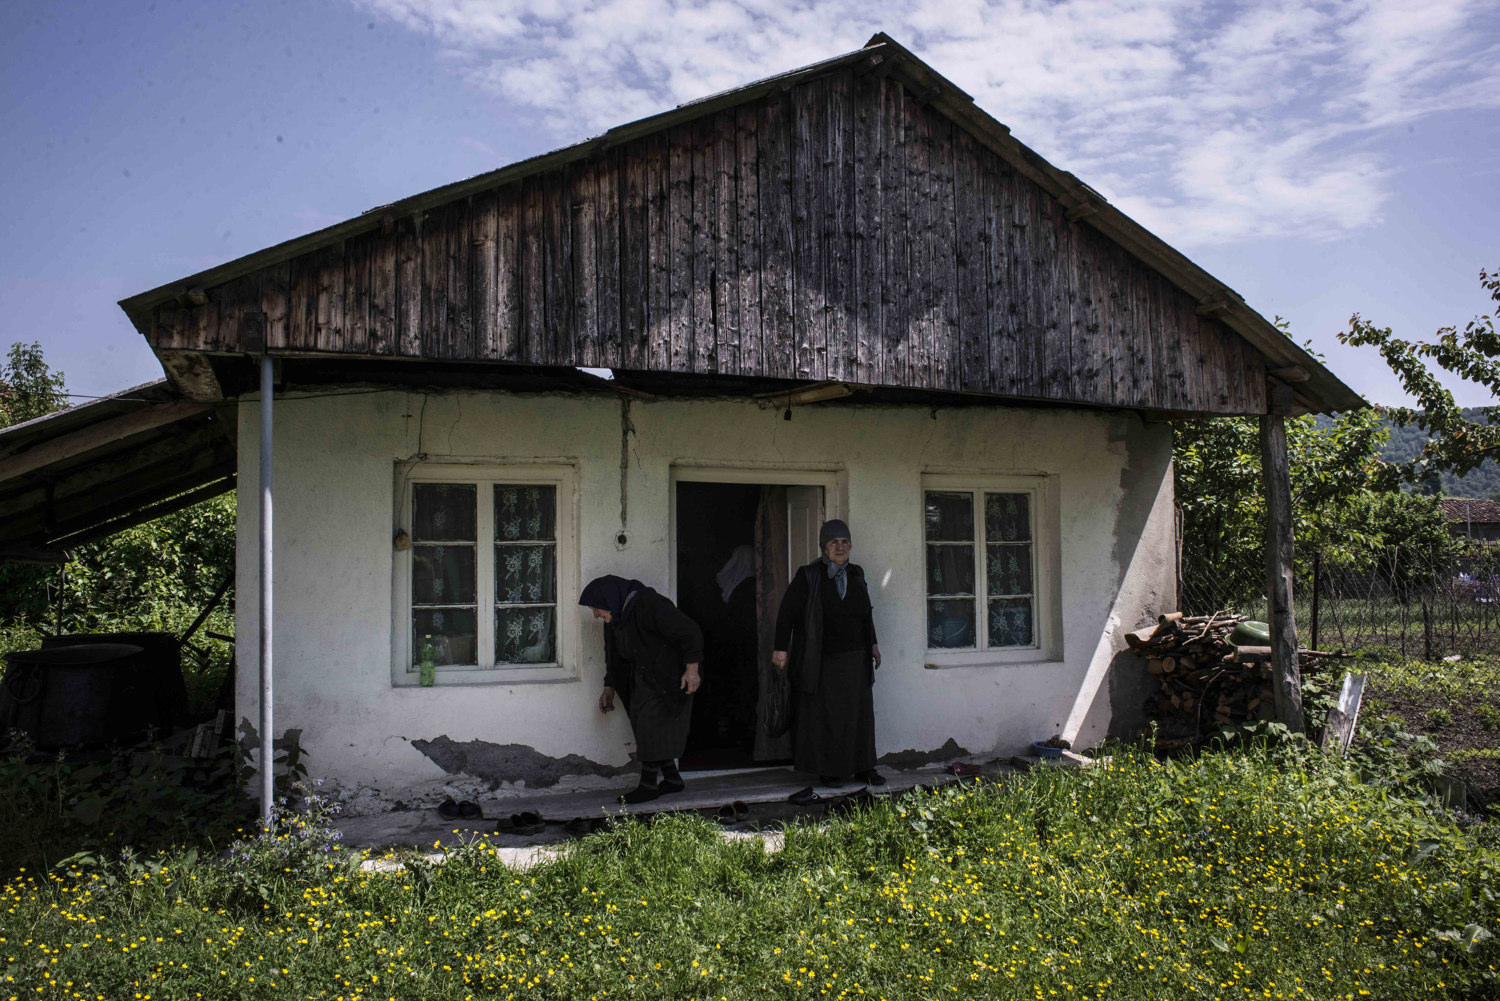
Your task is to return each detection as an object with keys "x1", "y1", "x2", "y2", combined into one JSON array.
[{"x1": 259, "y1": 355, "x2": 275, "y2": 824}]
